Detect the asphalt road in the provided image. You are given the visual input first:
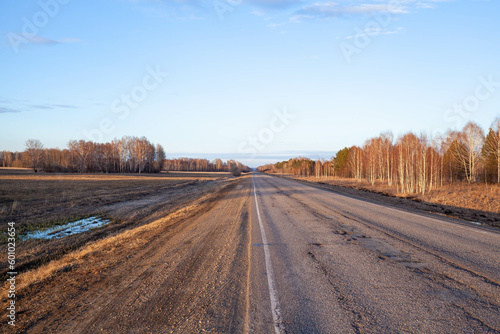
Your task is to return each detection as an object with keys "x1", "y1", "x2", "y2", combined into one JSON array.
[
  {"x1": 249, "y1": 173, "x2": 500, "y2": 333},
  {"x1": 18, "y1": 173, "x2": 500, "y2": 333}
]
